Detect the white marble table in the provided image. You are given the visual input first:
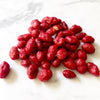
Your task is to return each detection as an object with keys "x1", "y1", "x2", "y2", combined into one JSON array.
[{"x1": 0, "y1": 0, "x2": 100, "y2": 100}]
